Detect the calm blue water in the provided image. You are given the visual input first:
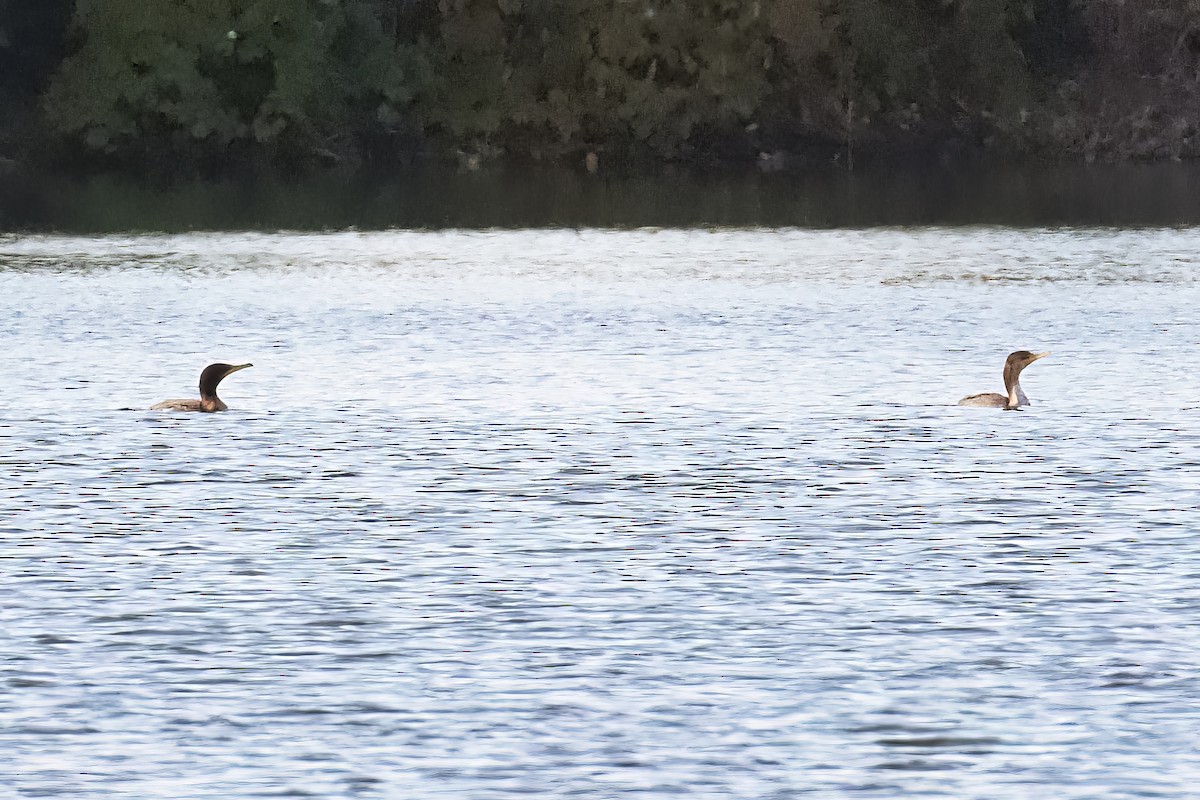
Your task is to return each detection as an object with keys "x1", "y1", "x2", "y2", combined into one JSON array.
[{"x1": 2, "y1": 229, "x2": 1200, "y2": 798}]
